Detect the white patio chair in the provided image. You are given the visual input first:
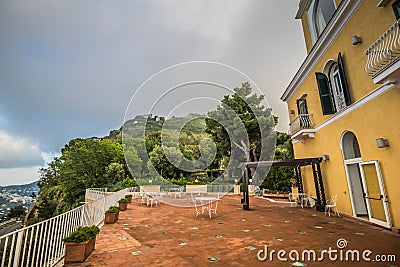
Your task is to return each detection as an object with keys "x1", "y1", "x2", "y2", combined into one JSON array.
[
  {"x1": 207, "y1": 199, "x2": 219, "y2": 219},
  {"x1": 325, "y1": 194, "x2": 340, "y2": 217},
  {"x1": 193, "y1": 198, "x2": 206, "y2": 218},
  {"x1": 173, "y1": 187, "x2": 184, "y2": 199},
  {"x1": 147, "y1": 195, "x2": 159, "y2": 207}
]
